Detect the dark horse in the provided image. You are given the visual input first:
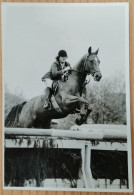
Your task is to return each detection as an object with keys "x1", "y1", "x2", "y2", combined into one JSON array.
[{"x1": 5, "y1": 47, "x2": 102, "y2": 129}]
